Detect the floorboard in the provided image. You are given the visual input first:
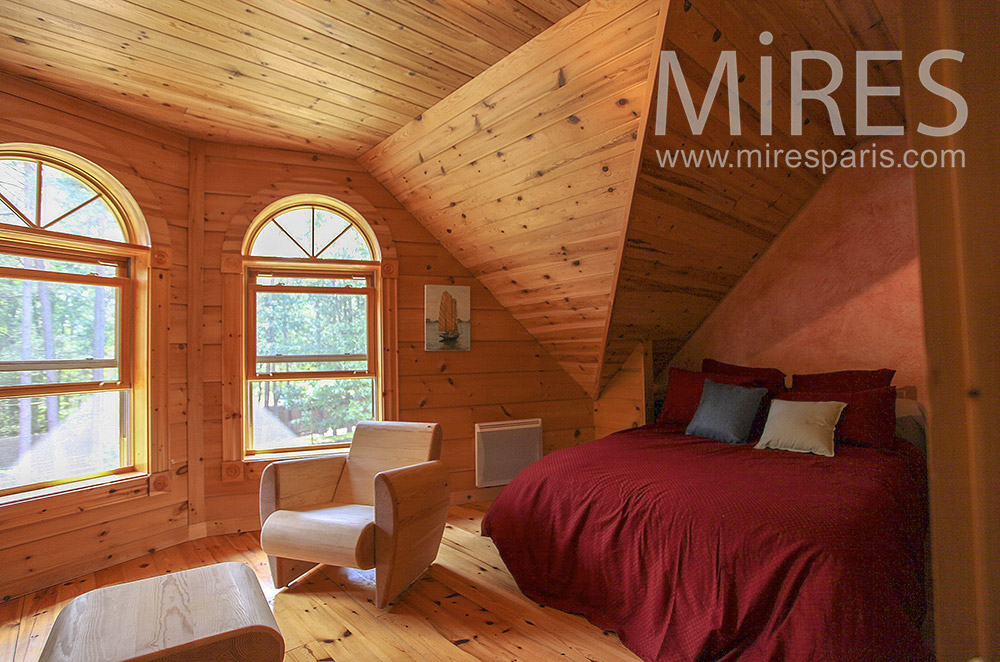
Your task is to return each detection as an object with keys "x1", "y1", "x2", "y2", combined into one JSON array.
[{"x1": 0, "y1": 504, "x2": 641, "y2": 661}]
